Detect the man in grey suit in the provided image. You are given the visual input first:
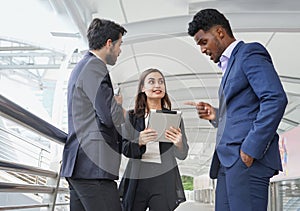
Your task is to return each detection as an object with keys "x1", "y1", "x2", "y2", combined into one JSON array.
[
  {"x1": 186, "y1": 9, "x2": 287, "y2": 211},
  {"x1": 61, "y1": 18, "x2": 127, "y2": 211}
]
